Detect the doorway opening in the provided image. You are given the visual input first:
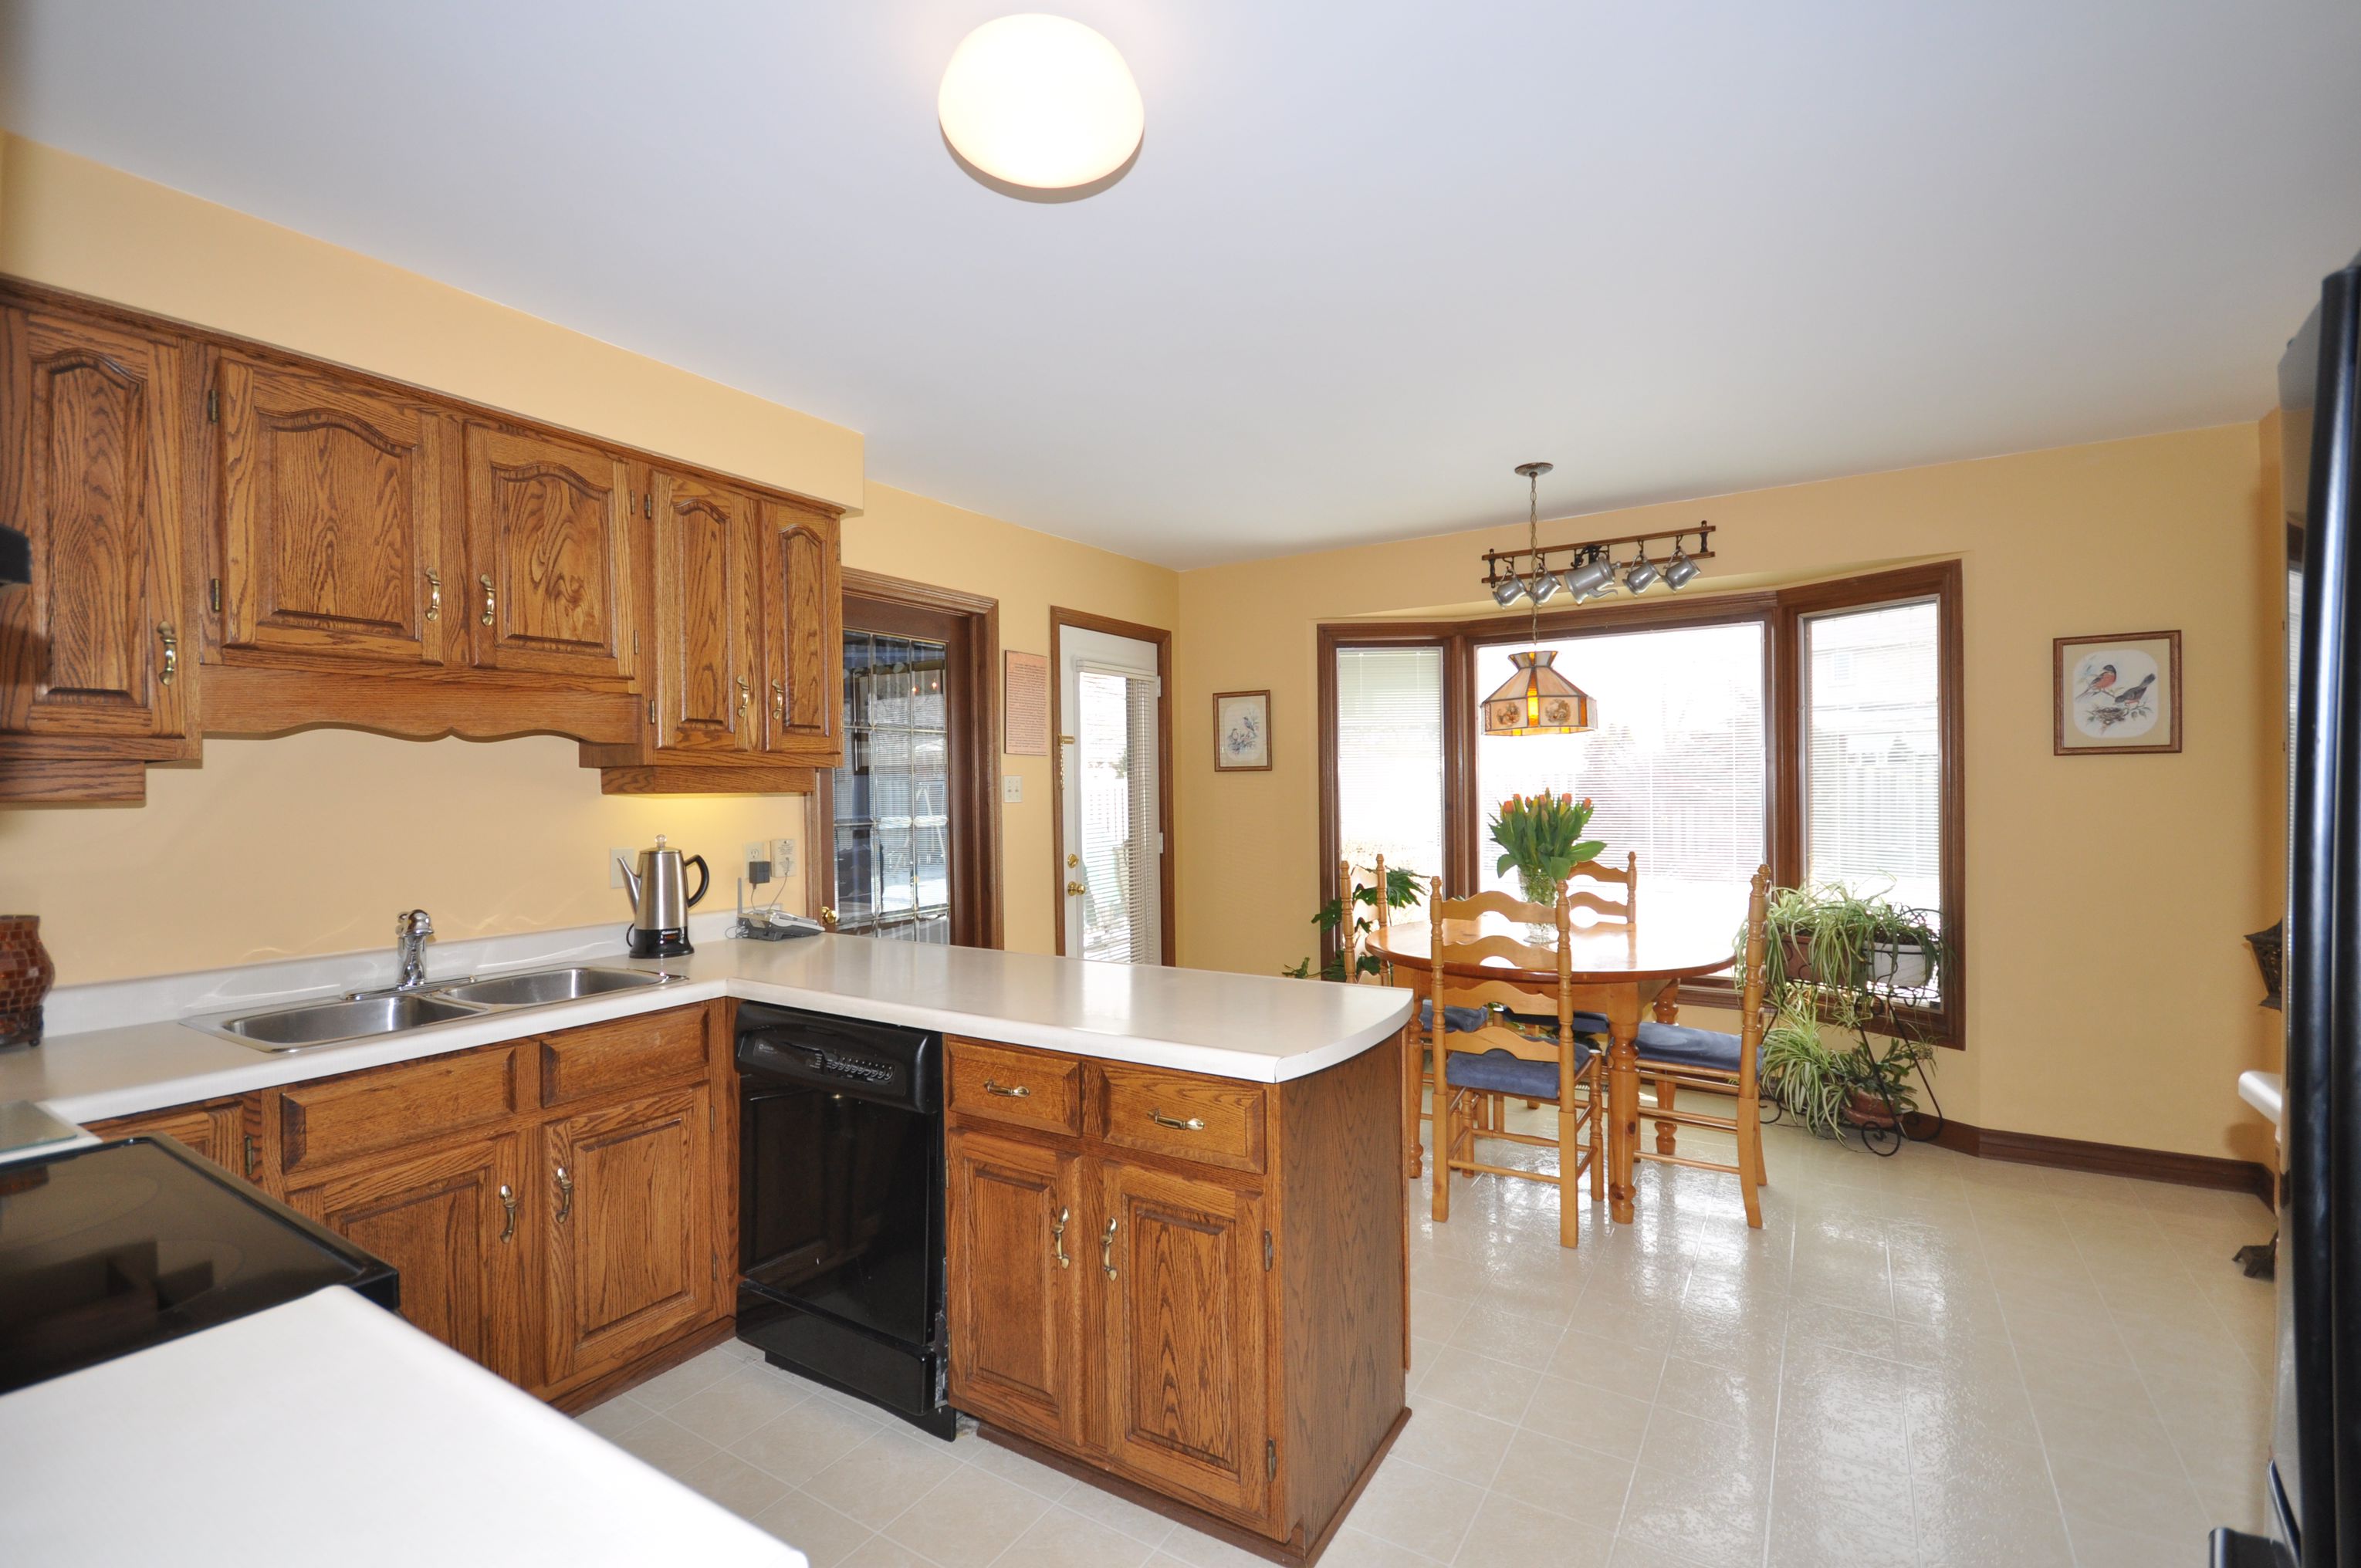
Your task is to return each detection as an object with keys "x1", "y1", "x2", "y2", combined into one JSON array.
[{"x1": 1050, "y1": 608, "x2": 1174, "y2": 965}]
